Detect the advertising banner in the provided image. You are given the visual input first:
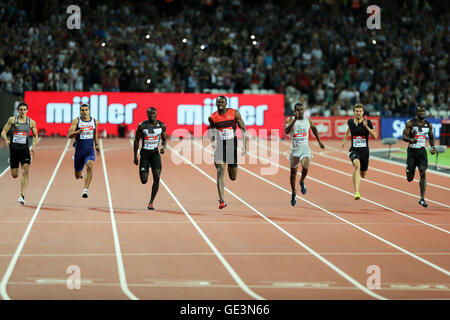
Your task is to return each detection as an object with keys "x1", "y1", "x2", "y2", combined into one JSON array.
[
  {"x1": 380, "y1": 117, "x2": 443, "y2": 139},
  {"x1": 24, "y1": 92, "x2": 285, "y2": 138}
]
